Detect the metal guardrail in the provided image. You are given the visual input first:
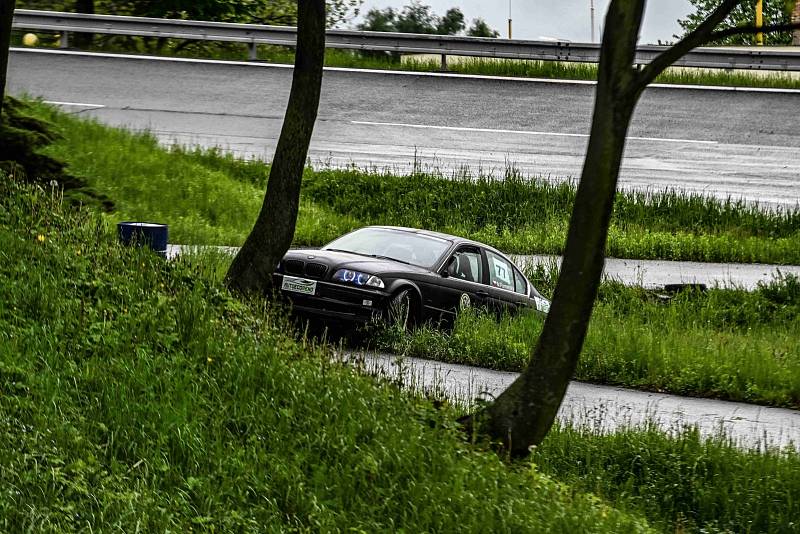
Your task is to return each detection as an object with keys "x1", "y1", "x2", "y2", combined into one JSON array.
[{"x1": 12, "y1": 9, "x2": 800, "y2": 71}]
